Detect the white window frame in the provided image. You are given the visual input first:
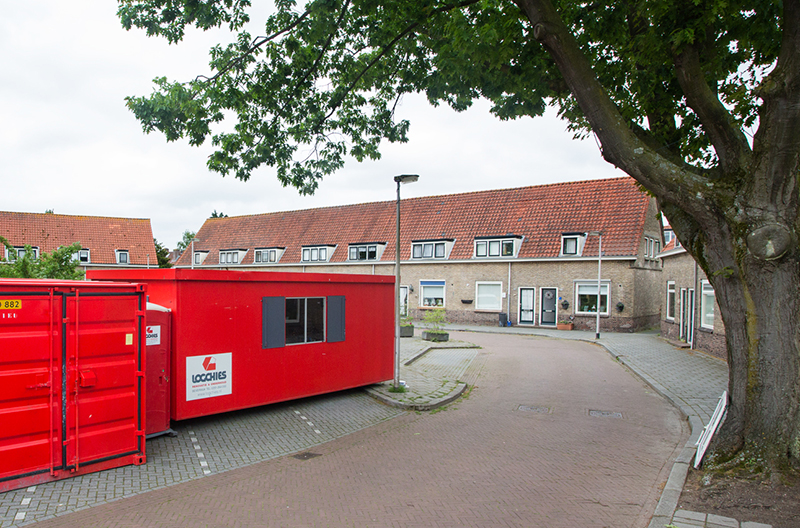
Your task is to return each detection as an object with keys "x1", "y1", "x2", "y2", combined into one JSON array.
[
  {"x1": 399, "y1": 285, "x2": 409, "y2": 317},
  {"x1": 666, "y1": 281, "x2": 676, "y2": 321},
  {"x1": 194, "y1": 251, "x2": 208, "y2": 265},
  {"x1": 7, "y1": 246, "x2": 39, "y2": 261},
  {"x1": 475, "y1": 282, "x2": 503, "y2": 311},
  {"x1": 78, "y1": 249, "x2": 90, "y2": 263},
  {"x1": 348, "y1": 243, "x2": 384, "y2": 261},
  {"x1": 302, "y1": 245, "x2": 333, "y2": 263},
  {"x1": 255, "y1": 248, "x2": 283, "y2": 263},
  {"x1": 574, "y1": 280, "x2": 610, "y2": 315},
  {"x1": 411, "y1": 240, "x2": 452, "y2": 260},
  {"x1": 116, "y1": 250, "x2": 129, "y2": 264},
  {"x1": 700, "y1": 280, "x2": 715, "y2": 330},
  {"x1": 560, "y1": 233, "x2": 587, "y2": 257},
  {"x1": 474, "y1": 237, "x2": 521, "y2": 259},
  {"x1": 219, "y1": 250, "x2": 241, "y2": 264},
  {"x1": 420, "y1": 280, "x2": 446, "y2": 308}
]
